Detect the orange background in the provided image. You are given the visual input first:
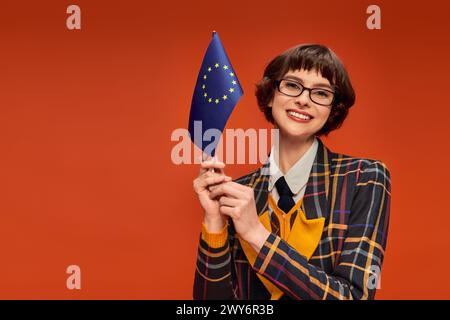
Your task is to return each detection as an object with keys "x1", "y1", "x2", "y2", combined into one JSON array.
[{"x1": 0, "y1": 0, "x2": 449, "y2": 299}]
